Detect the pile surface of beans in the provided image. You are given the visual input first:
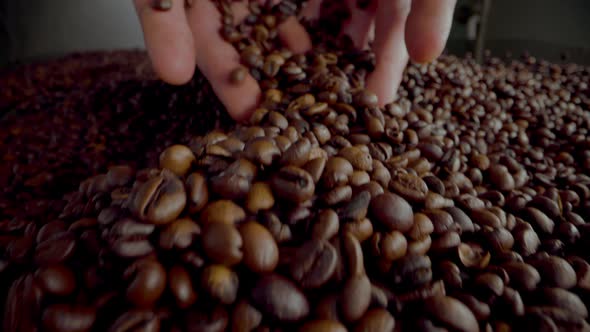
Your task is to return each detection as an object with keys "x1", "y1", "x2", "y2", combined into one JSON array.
[{"x1": 2, "y1": 0, "x2": 590, "y2": 331}]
